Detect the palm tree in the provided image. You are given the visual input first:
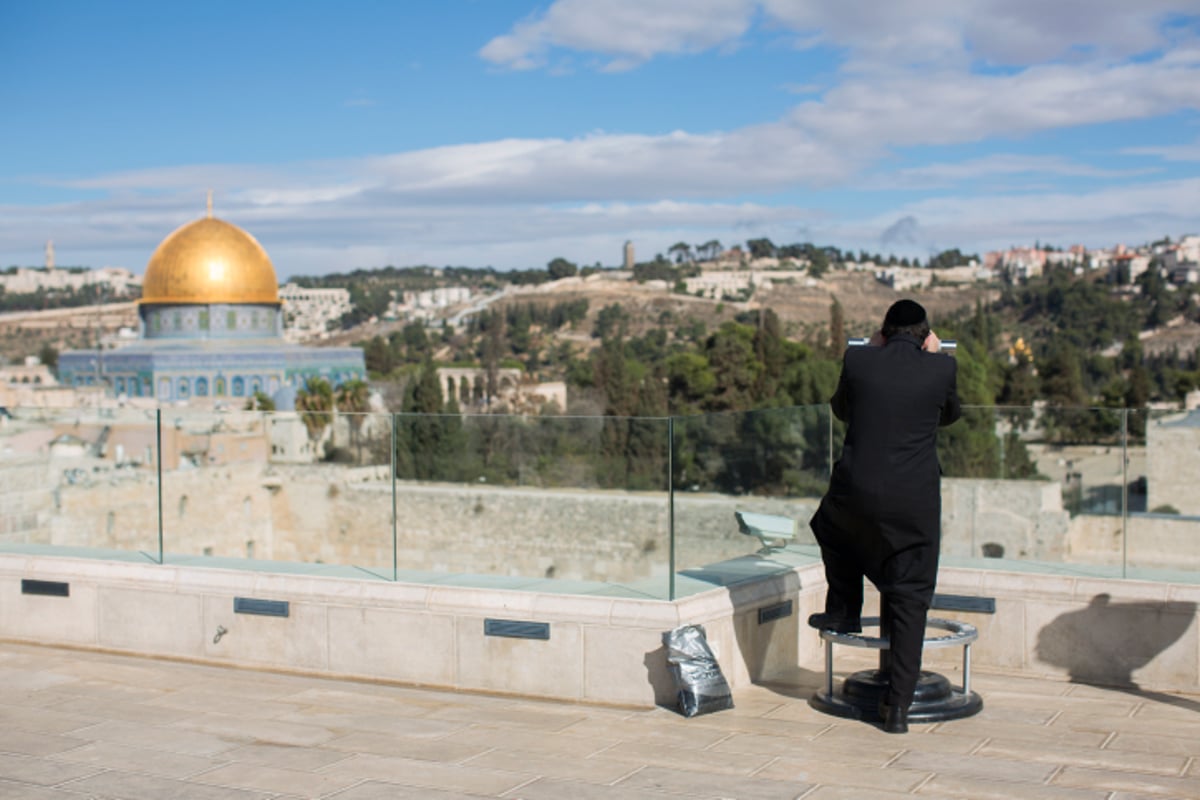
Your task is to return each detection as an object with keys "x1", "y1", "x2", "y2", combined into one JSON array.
[
  {"x1": 244, "y1": 390, "x2": 275, "y2": 411},
  {"x1": 295, "y1": 377, "x2": 334, "y2": 455},
  {"x1": 335, "y1": 378, "x2": 370, "y2": 463}
]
